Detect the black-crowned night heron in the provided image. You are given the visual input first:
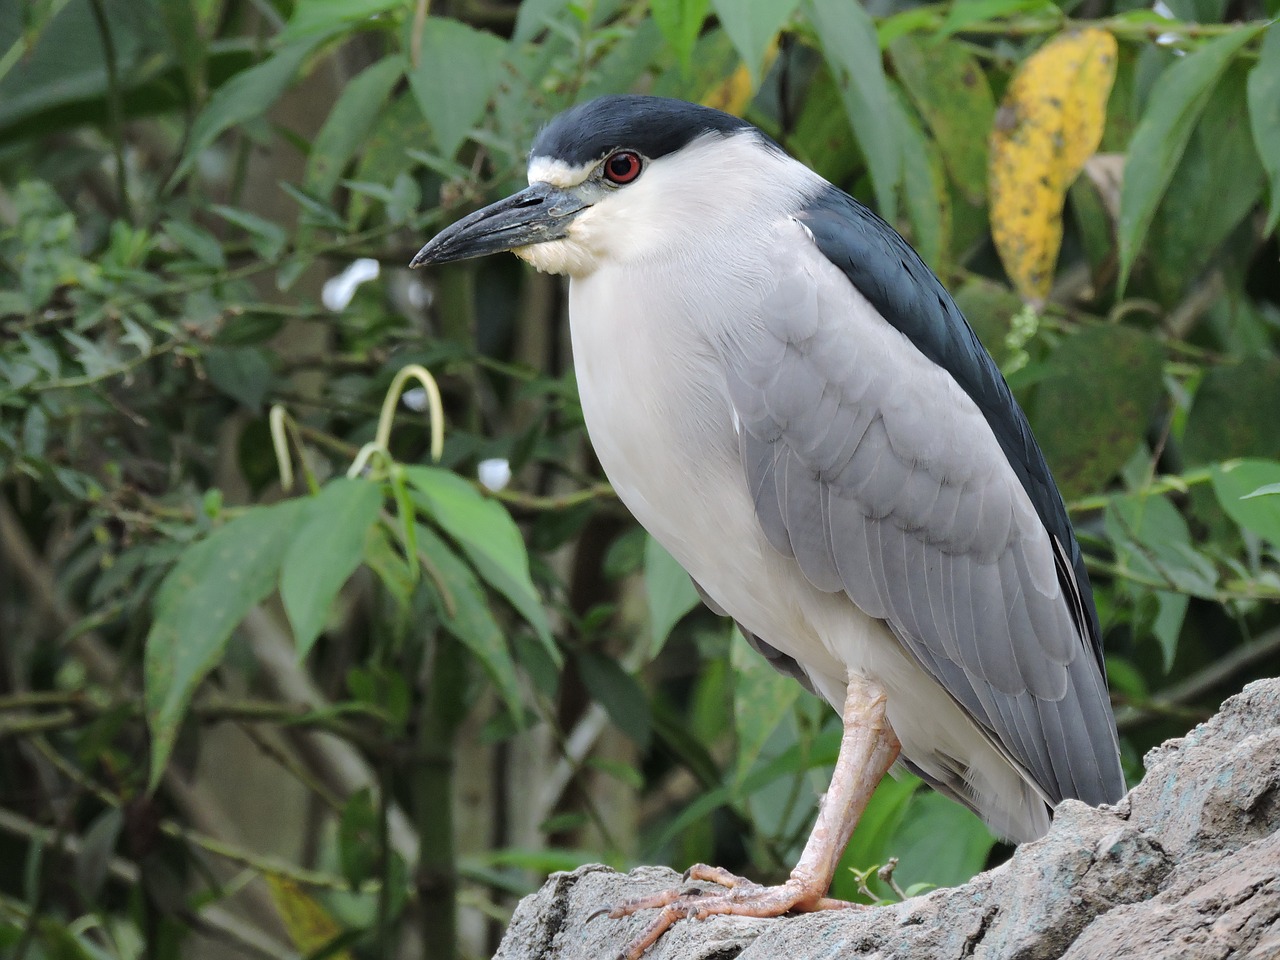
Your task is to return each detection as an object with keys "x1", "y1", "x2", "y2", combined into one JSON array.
[{"x1": 412, "y1": 95, "x2": 1125, "y2": 957}]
